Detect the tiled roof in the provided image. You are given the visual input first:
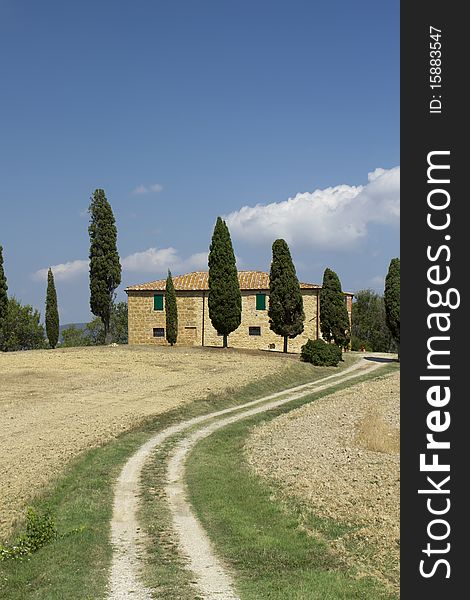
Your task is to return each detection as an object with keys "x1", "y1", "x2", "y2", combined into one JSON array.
[{"x1": 125, "y1": 271, "x2": 324, "y2": 292}]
